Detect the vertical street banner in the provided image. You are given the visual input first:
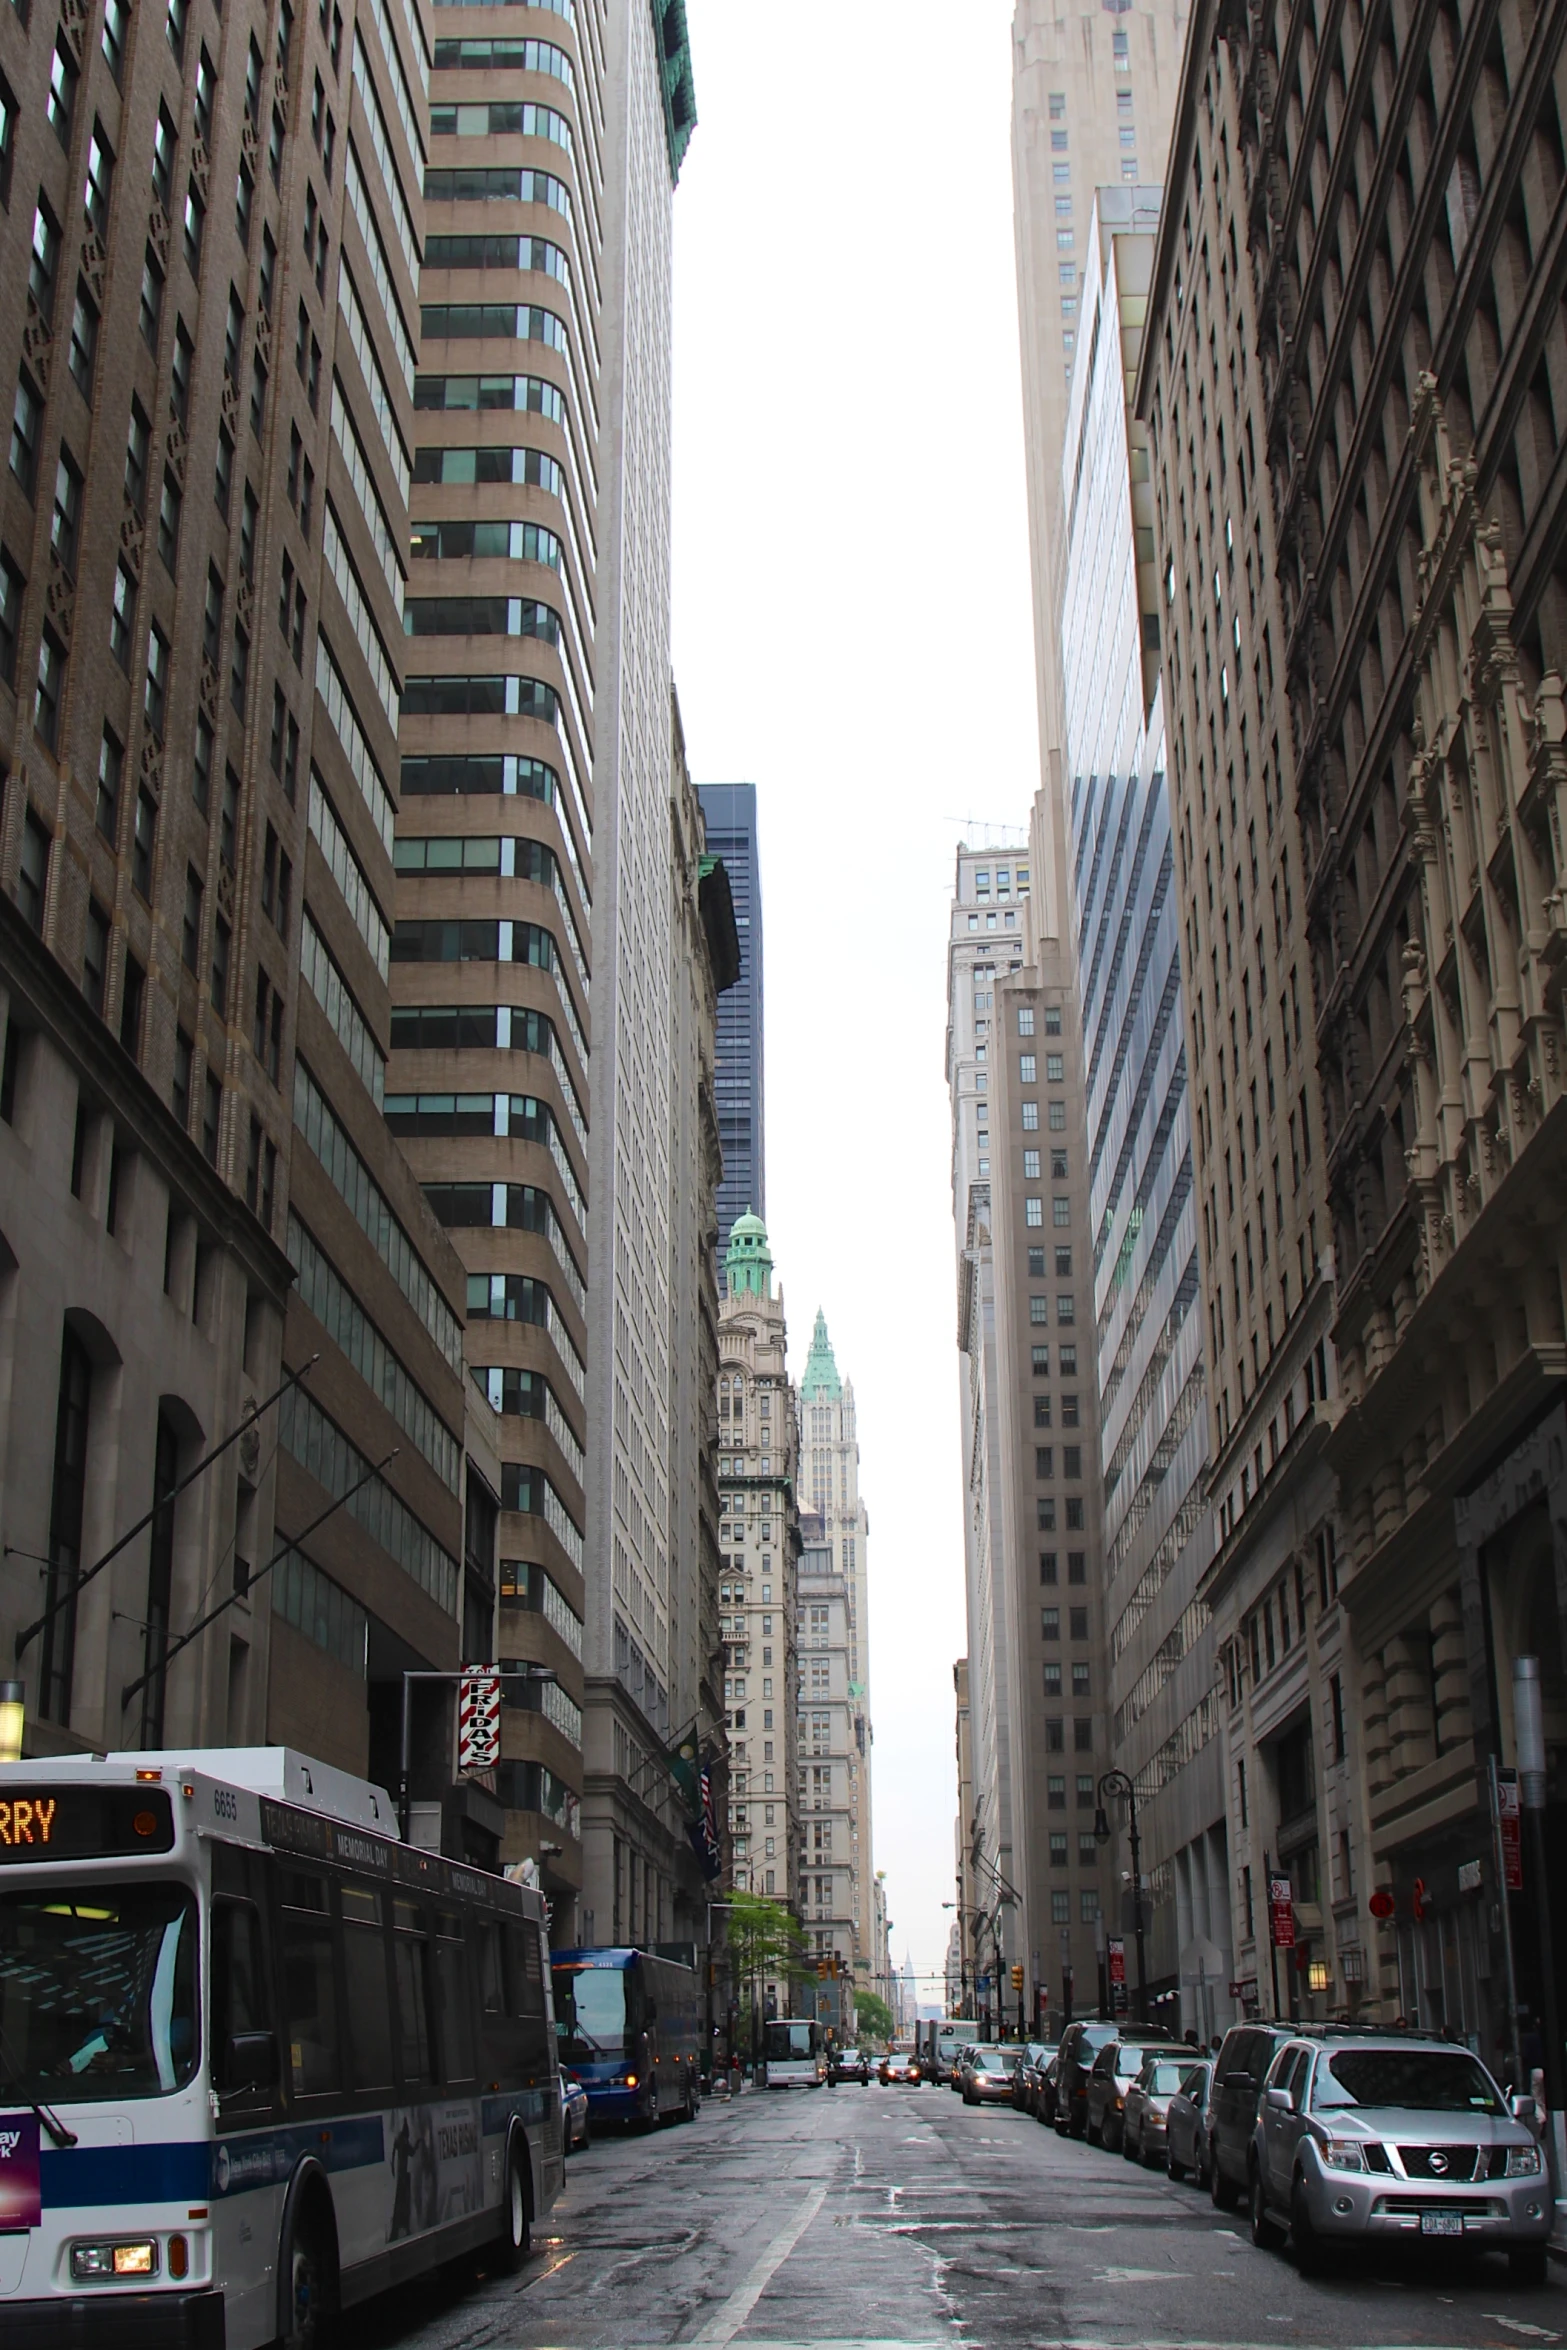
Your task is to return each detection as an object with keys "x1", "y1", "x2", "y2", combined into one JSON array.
[
  {"x1": 1269, "y1": 1876, "x2": 1296, "y2": 1949},
  {"x1": 1496, "y1": 1775, "x2": 1523, "y2": 1890},
  {"x1": 1107, "y1": 1935, "x2": 1126, "y2": 2009},
  {"x1": 457, "y1": 1666, "x2": 501, "y2": 1771}
]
